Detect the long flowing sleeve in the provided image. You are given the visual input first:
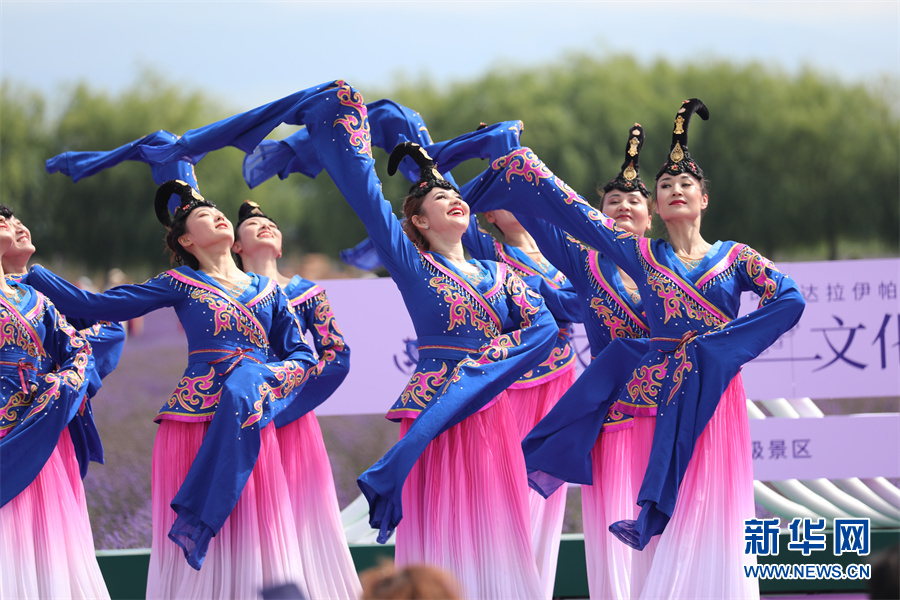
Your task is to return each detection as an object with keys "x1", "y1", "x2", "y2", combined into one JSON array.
[
  {"x1": 462, "y1": 211, "x2": 582, "y2": 324},
  {"x1": 140, "y1": 81, "x2": 343, "y2": 164},
  {"x1": 523, "y1": 336, "x2": 648, "y2": 497},
  {"x1": 514, "y1": 213, "x2": 589, "y2": 287},
  {"x1": 274, "y1": 289, "x2": 350, "y2": 427},
  {"x1": 275, "y1": 82, "x2": 561, "y2": 542},
  {"x1": 27, "y1": 265, "x2": 177, "y2": 322},
  {"x1": 65, "y1": 319, "x2": 125, "y2": 477},
  {"x1": 423, "y1": 124, "x2": 647, "y2": 281}
]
